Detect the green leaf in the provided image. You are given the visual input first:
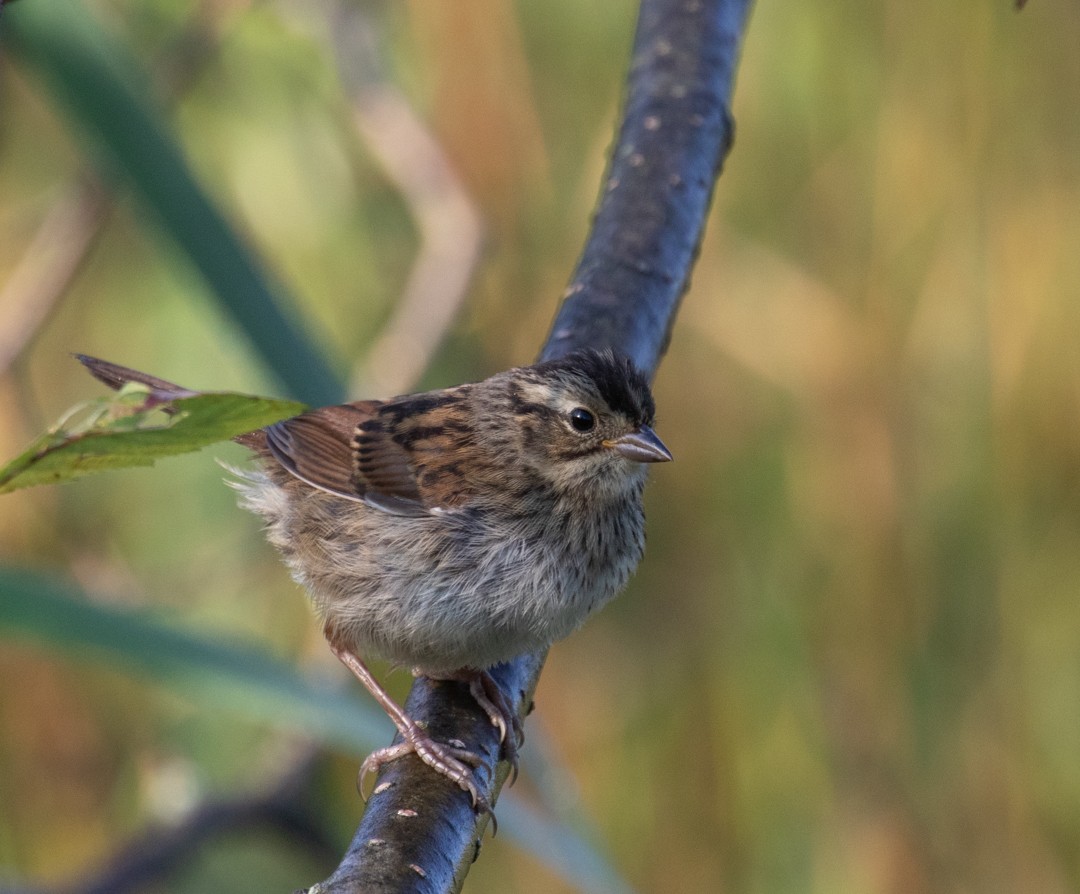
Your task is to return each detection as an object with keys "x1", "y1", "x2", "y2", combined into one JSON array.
[
  {"x1": 0, "y1": 568, "x2": 389, "y2": 751},
  {"x1": 0, "y1": 385, "x2": 307, "y2": 494}
]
